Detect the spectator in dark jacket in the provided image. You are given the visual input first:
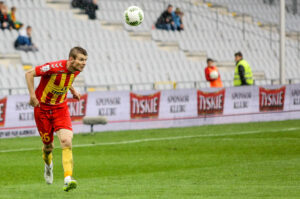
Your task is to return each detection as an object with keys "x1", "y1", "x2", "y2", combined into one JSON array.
[
  {"x1": 71, "y1": 0, "x2": 89, "y2": 10},
  {"x1": 155, "y1": 5, "x2": 175, "y2": 31},
  {"x1": 85, "y1": 0, "x2": 98, "y2": 20},
  {"x1": 172, "y1": 8, "x2": 184, "y2": 31},
  {"x1": 15, "y1": 26, "x2": 38, "y2": 52},
  {"x1": 0, "y1": 5, "x2": 14, "y2": 30}
]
